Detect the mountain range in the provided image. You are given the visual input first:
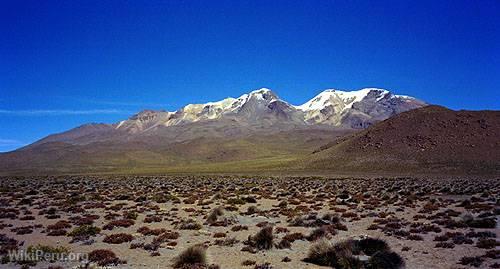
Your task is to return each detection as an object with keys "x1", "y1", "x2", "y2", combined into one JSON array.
[
  {"x1": 37, "y1": 87, "x2": 425, "y2": 143},
  {"x1": 2, "y1": 87, "x2": 497, "y2": 176}
]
